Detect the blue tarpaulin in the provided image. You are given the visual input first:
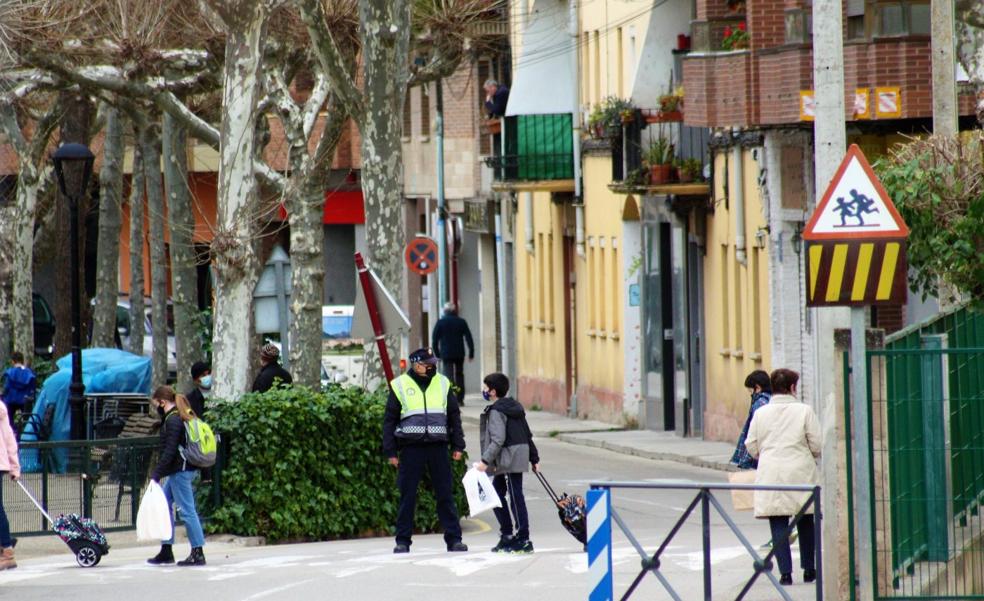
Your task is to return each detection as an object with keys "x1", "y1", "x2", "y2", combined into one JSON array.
[{"x1": 19, "y1": 348, "x2": 152, "y2": 473}]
